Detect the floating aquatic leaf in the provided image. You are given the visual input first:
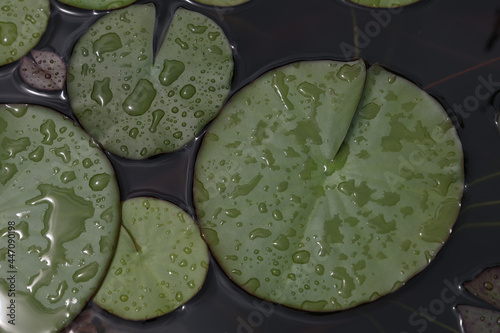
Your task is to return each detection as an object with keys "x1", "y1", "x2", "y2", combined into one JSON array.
[
  {"x1": 347, "y1": 0, "x2": 420, "y2": 7},
  {"x1": 193, "y1": 0, "x2": 251, "y2": 6},
  {"x1": 193, "y1": 61, "x2": 463, "y2": 311},
  {"x1": 0, "y1": 0, "x2": 50, "y2": 66},
  {"x1": 19, "y1": 50, "x2": 67, "y2": 91},
  {"x1": 458, "y1": 266, "x2": 500, "y2": 332},
  {"x1": 94, "y1": 197, "x2": 209, "y2": 320},
  {"x1": 457, "y1": 305, "x2": 500, "y2": 333},
  {"x1": 0, "y1": 104, "x2": 120, "y2": 333},
  {"x1": 464, "y1": 266, "x2": 500, "y2": 310},
  {"x1": 56, "y1": 0, "x2": 137, "y2": 10},
  {"x1": 68, "y1": 4, "x2": 233, "y2": 159}
]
